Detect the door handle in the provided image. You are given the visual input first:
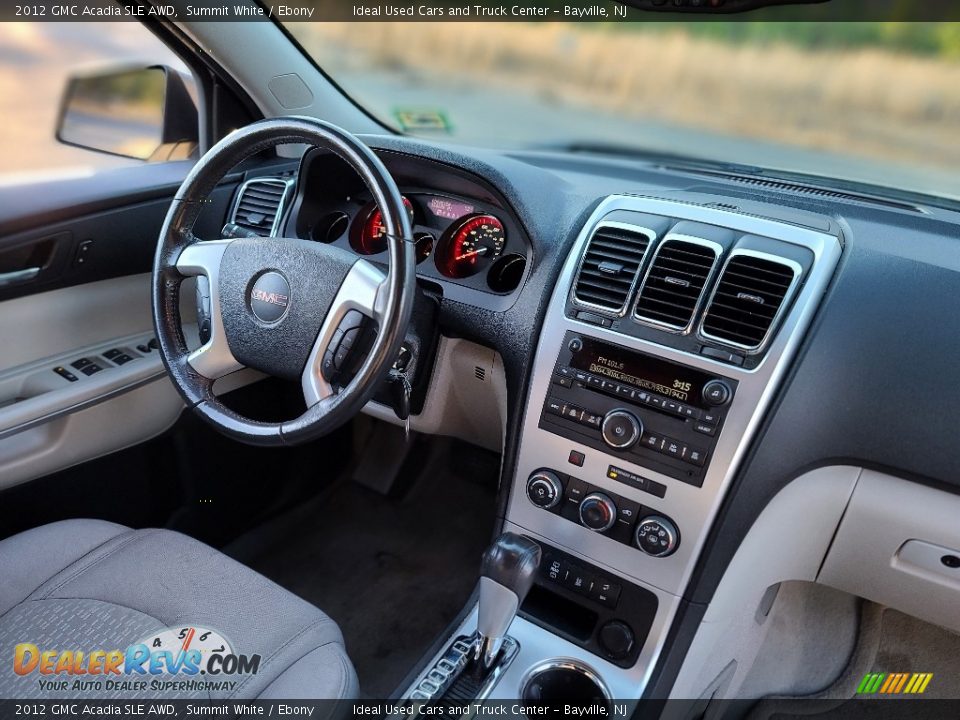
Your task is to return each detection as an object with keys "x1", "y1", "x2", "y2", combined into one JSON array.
[{"x1": 0, "y1": 267, "x2": 41, "y2": 287}]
